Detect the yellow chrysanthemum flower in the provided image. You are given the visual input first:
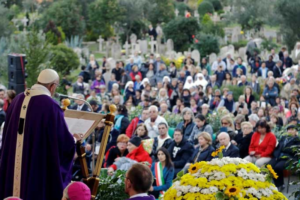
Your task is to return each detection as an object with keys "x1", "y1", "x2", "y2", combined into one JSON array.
[
  {"x1": 224, "y1": 186, "x2": 240, "y2": 197},
  {"x1": 267, "y1": 165, "x2": 279, "y2": 179}
]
